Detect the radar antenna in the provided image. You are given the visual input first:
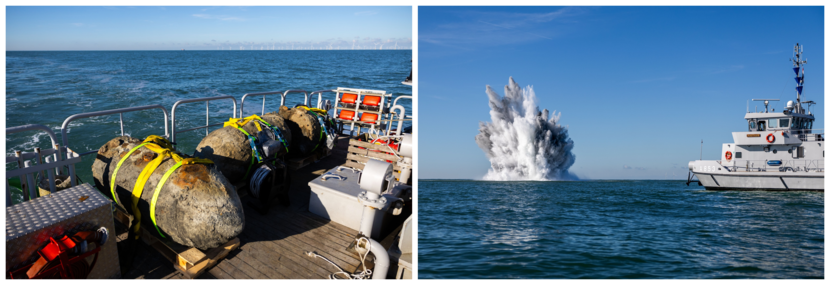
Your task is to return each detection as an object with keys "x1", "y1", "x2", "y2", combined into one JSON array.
[{"x1": 790, "y1": 43, "x2": 807, "y2": 114}]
